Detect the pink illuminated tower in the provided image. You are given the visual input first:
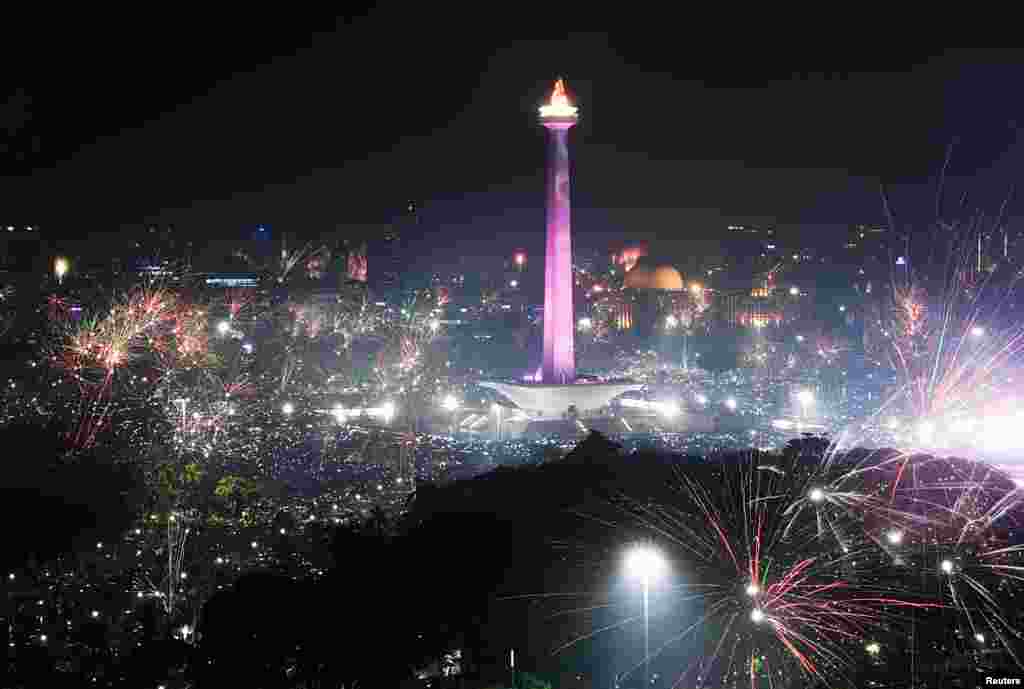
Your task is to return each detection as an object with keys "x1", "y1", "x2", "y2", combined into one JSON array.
[{"x1": 539, "y1": 78, "x2": 579, "y2": 384}]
